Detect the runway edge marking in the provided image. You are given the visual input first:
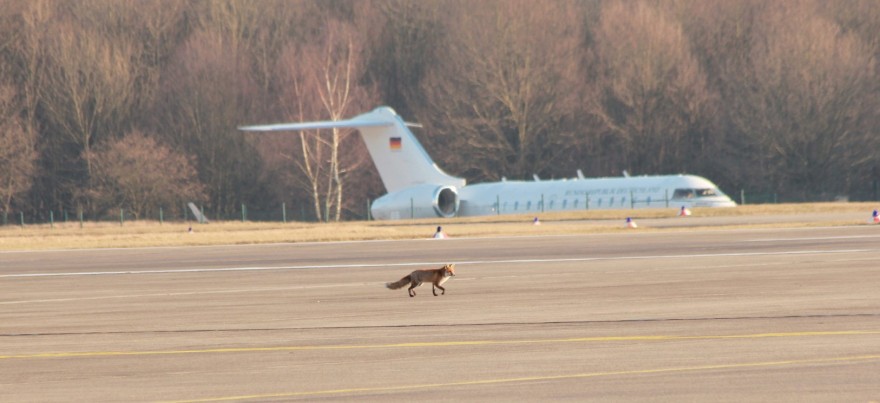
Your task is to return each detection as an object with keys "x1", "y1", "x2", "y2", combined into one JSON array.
[{"x1": 1, "y1": 248, "x2": 872, "y2": 278}]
